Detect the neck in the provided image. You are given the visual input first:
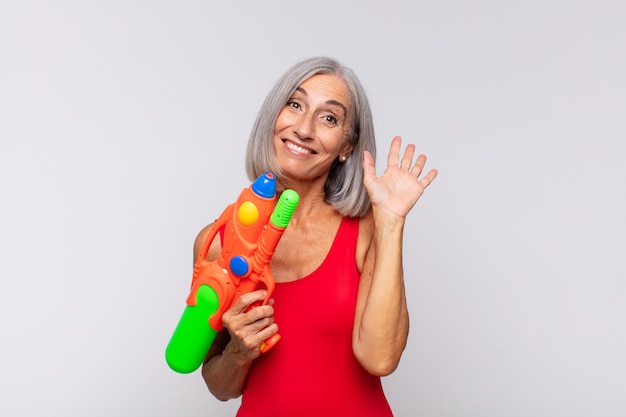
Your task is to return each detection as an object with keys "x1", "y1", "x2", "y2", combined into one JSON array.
[{"x1": 278, "y1": 178, "x2": 338, "y2": 223}]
